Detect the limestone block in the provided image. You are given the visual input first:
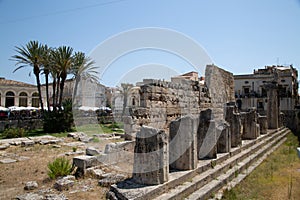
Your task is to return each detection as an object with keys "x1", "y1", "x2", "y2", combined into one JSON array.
[
  {"x1": 86, "y1": 147, "x2": 101, "y2": 156},
  {"x1": 257, "y1": 115, "x2": 268, "y2": 134},
  {"x1": 132, "y1": 126, "x2": 169, "y2": 185},
  {"x1": 24, "y1": 181, "x2": 38, "y2": 190},
  {"x1": 73, "y1": 155, "x2": 100, "y2": 174},
  {"x1": 54, "y1": 176, "x2": 75, "y2": 191},
  {"x1": 169, "y1": 115, "x2": 198, "y2": 170},
  {"x1": 197, "y1": 109, "x2": 217, "y2": 159},
  {"x1": 225, "y1": 104, "x2": 242, "y2": 147},
  {"x1": 216, "y1": 122, "x2": 231, "y2": 153},
  {"x1": 21, "y1": 140, "x2": 35, "y2": 147},
  {"x1": 241, "y1": 109, "x2": 258, "y2": 140}
]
